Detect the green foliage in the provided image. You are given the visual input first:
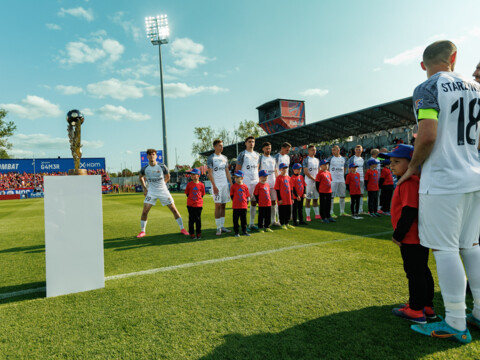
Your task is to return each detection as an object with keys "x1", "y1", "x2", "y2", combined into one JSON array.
[
  {"x1": 235, "y1": 119, "x2": 266, "y2": 141},
  {"x1": 0, "y1": 109, "x2": 16, "y2": 159}
]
